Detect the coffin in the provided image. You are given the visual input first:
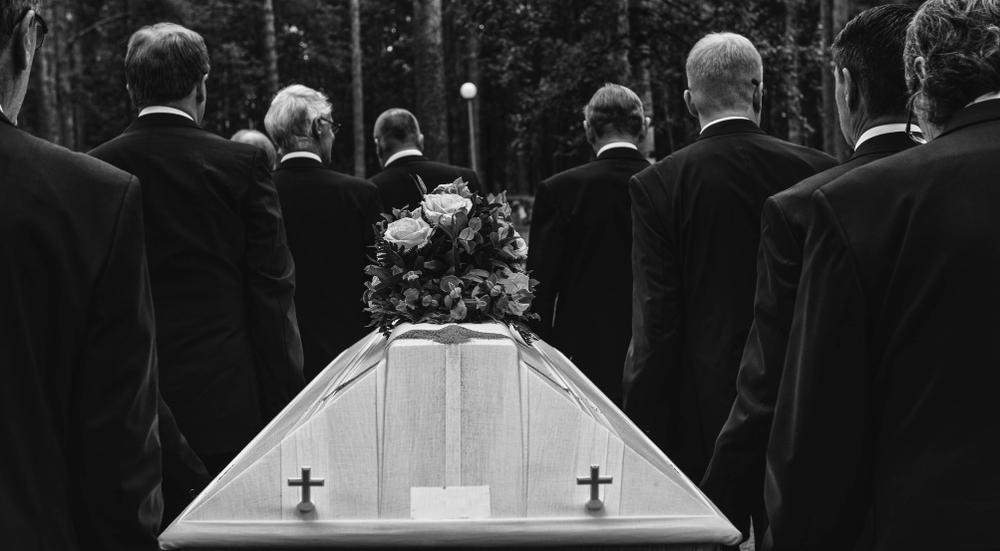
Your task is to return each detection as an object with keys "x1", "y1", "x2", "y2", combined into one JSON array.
[{"x1": 159, "y1": 323, "x2": 741, "y2": 549}]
